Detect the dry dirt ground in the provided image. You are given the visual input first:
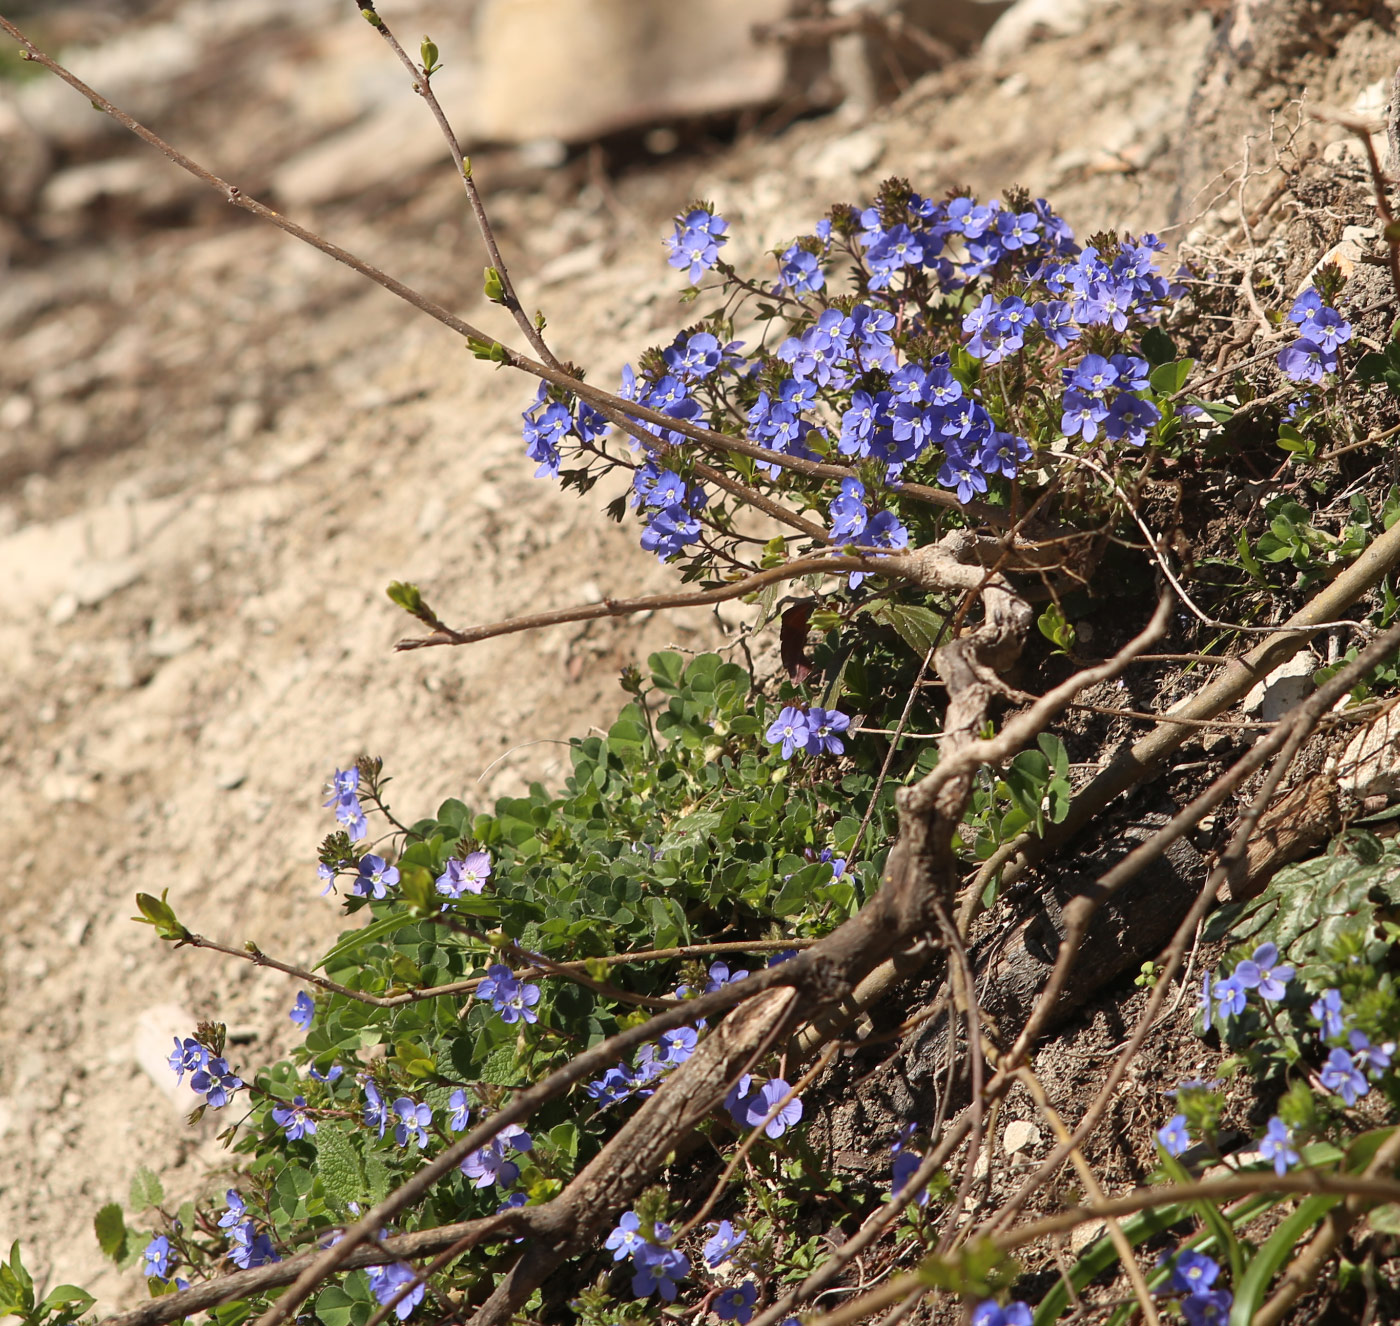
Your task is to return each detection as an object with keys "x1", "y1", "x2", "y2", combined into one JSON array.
[{"x1": 2, "y1": 0, "x2": 1398, "y2": 1312}]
